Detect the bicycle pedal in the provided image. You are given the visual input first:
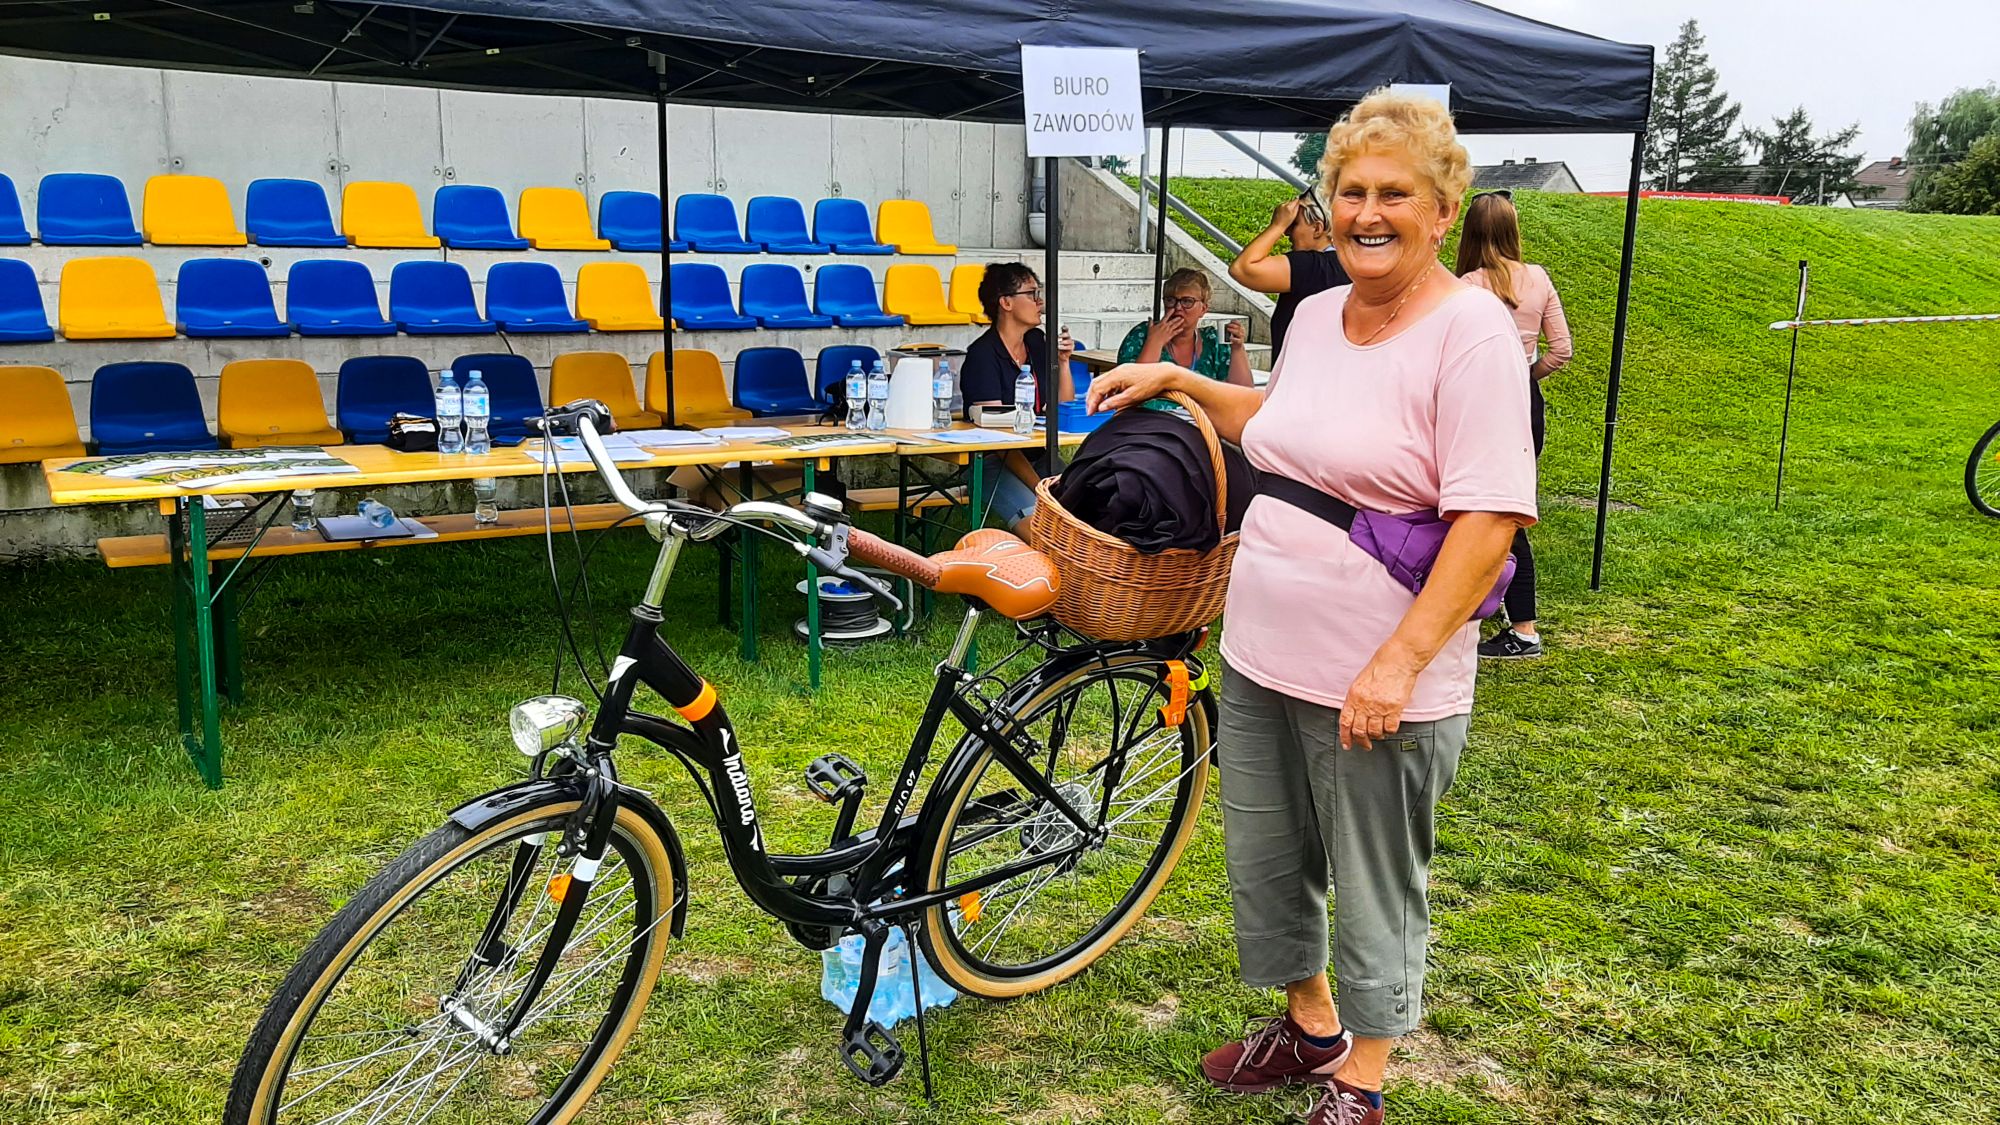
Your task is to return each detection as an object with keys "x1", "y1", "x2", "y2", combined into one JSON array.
[
  {"x1": 804, "y1": 753, "x2": 867, "y2": 803},
  {"x1": 839, "y1": 1019, "x2": 905, "y2": 1086}
]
